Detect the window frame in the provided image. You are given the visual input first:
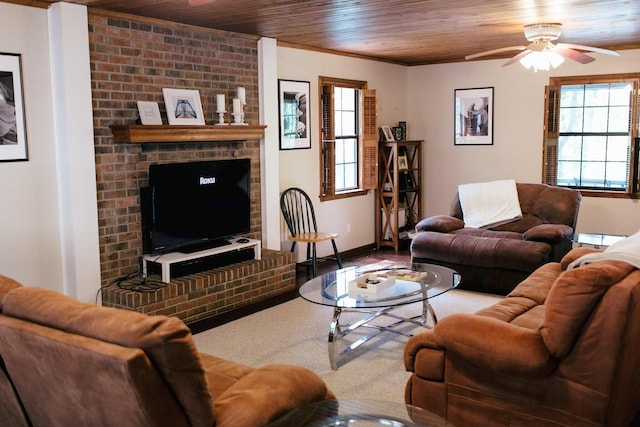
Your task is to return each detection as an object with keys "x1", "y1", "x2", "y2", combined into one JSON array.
[
  {"x1": 544, "y1": 73, "x2": 640, "y2": 199},
  {"x1": 319, "y1": 76, "x2": 377, "y2": 201}
]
